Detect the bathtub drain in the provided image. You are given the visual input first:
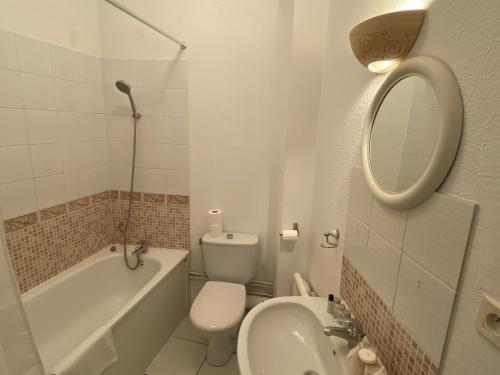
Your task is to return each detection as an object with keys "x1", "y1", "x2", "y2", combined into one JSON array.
[{"x1": 304, "y1": 371, "x2": 319, "y2": 375}]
